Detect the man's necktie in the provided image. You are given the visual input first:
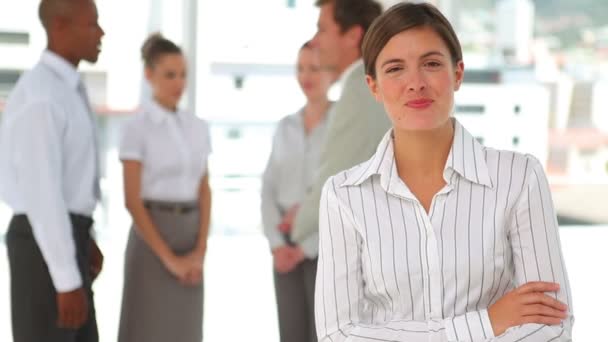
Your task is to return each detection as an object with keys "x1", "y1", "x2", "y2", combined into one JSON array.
[{"x1": 76, "y1": 80, "x2": 102, "y2": 200}]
